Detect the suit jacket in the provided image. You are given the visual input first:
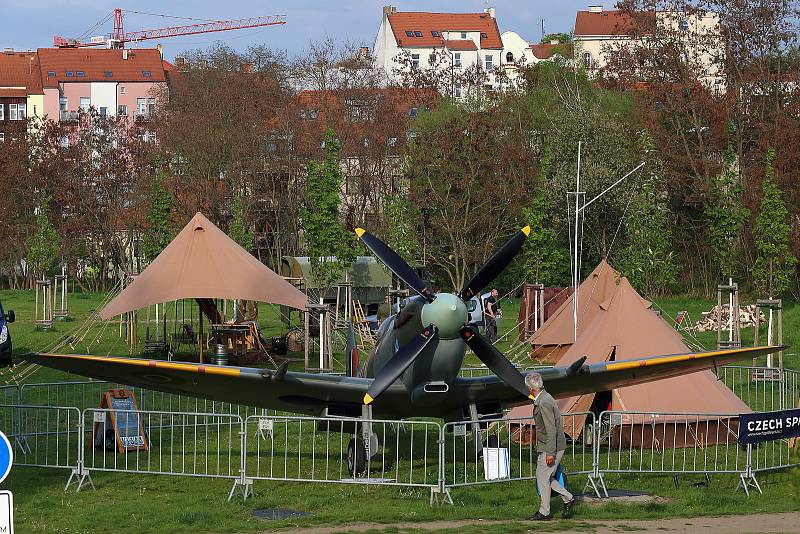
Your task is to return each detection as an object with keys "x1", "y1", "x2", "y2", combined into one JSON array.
[{"x1": 533, "y1": 390, "x2": 567, "y2": 454}]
